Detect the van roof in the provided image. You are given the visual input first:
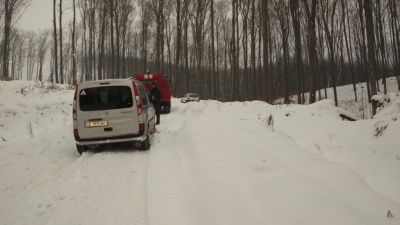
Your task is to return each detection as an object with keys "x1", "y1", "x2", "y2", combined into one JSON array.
[
  {"x1": 133, "y1": 74, "x2": 168, "y2": 82},
  {"x1": 79, "y1": 79, "x2": 137, "y2": 88}
]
